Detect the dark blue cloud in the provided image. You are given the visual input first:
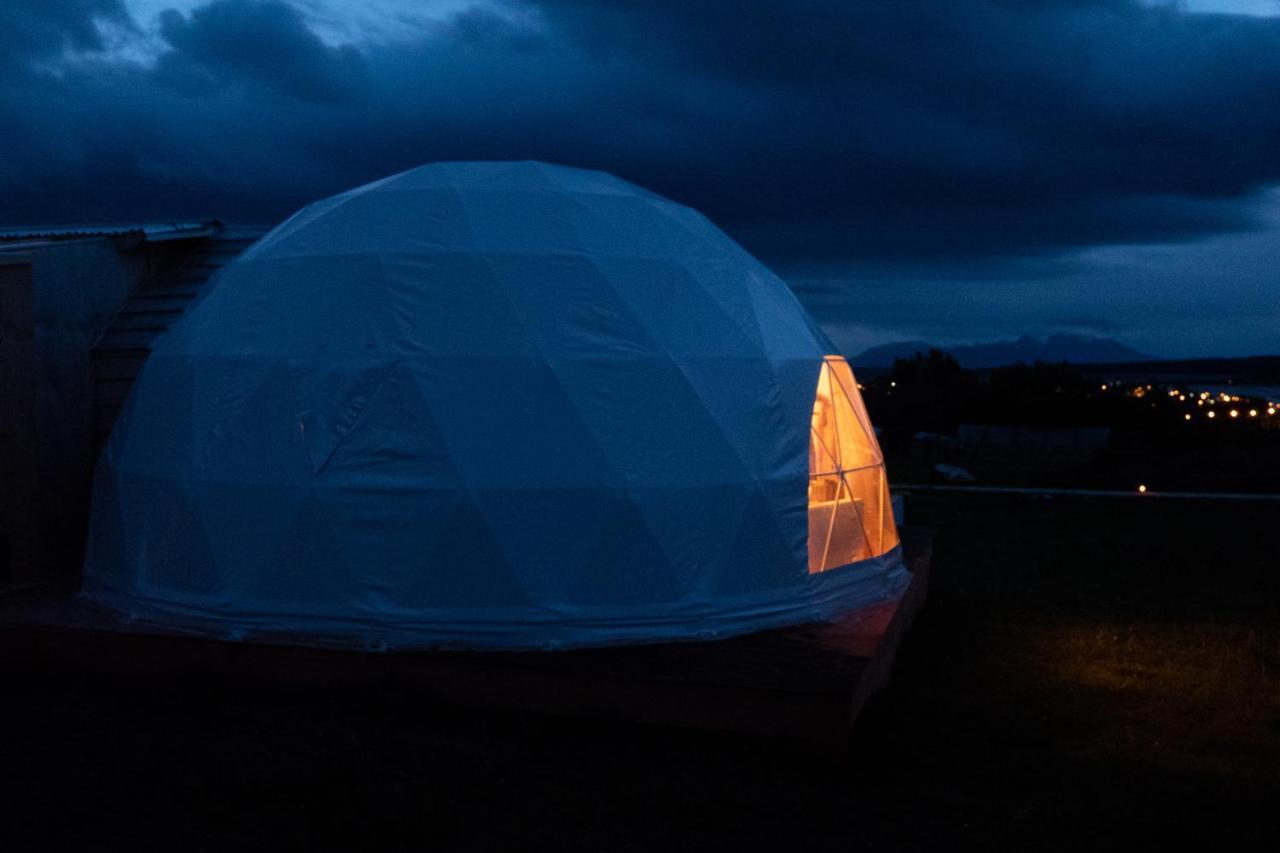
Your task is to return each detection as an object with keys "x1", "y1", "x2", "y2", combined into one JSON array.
[
  {"x1": 3, "y1": 0, "x2": 1279, "y2": 261},
  {"x1": 0, "y1": 0, "x2": 130, "y2": 61},
  {"x1": 0, "y1": 0, "x2": 1277, "y2": 354},
  {"x1": 155, "y1": 0, "x2": 366, "y2": 103}
]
